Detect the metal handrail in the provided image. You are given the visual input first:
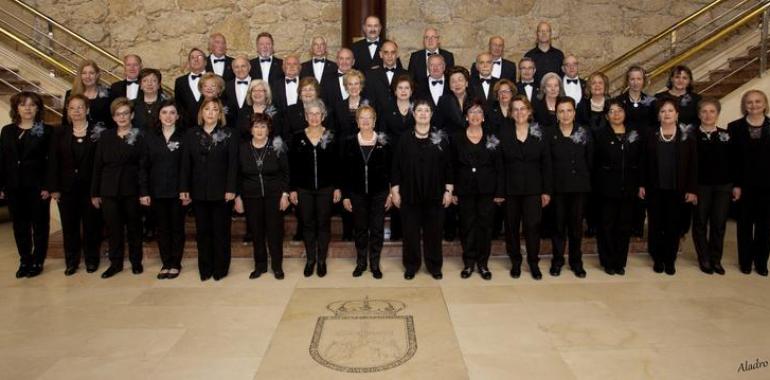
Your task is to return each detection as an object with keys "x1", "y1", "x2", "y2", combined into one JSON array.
[
  {"x1": 597, "y1": 0, "x2": 733, "y2": 74},
  {"x1": 697, "y1": 56, "x2": 759, "y2": 94},
  {"x1": 676, "y1": 0, "x2": 756, "y2": 46},
  {"x1": 0, "y1": 24, "x2": 74, "y2": 77},
  {"x1": 0, "y1": 63, "x2": 63, "y2": 117}
]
